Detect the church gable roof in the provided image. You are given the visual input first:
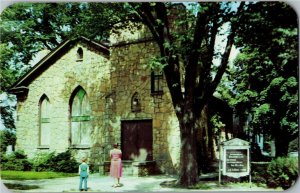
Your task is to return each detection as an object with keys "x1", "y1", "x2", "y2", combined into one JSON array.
[{"x1": 9, "y1": 37, "x2": 109, "y2": 90}]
